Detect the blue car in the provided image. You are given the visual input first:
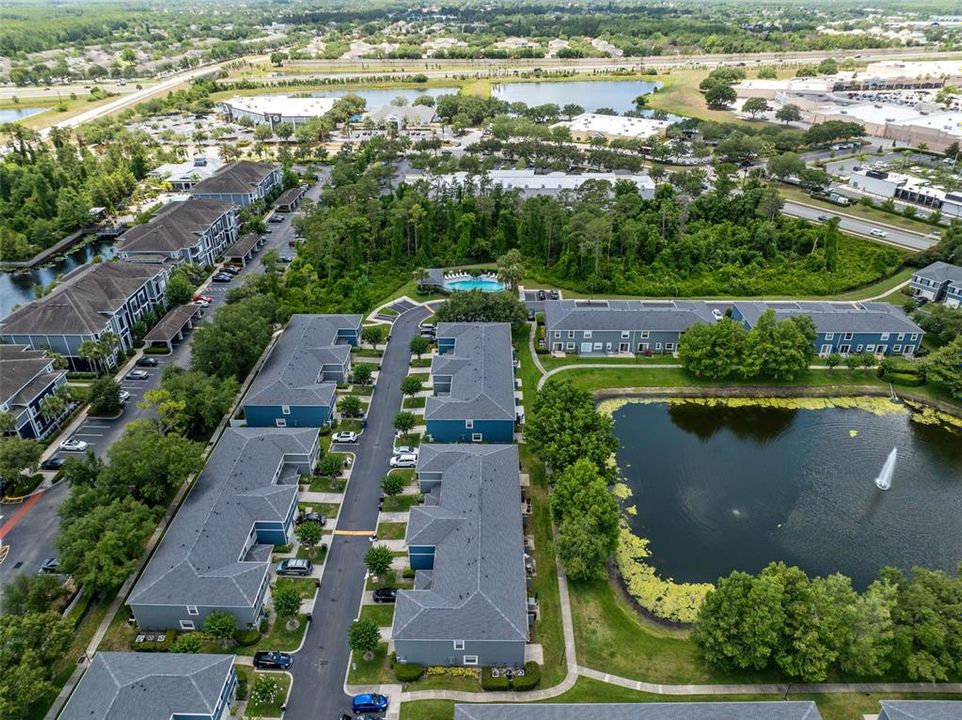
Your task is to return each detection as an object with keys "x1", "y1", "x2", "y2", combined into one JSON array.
[{"x1": 352, "y1": 693, "x2": 389, "y2": 714}]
